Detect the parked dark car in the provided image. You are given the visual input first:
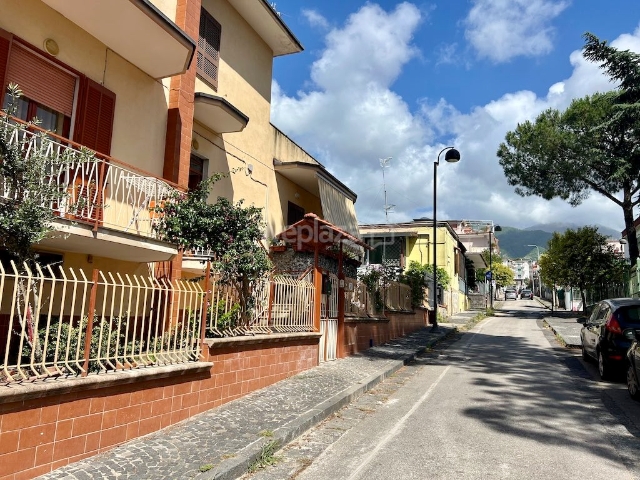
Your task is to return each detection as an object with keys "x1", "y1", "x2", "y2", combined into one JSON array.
[
  {"x1": 626, "y1": 329, "x2": 640, "y2": 399},
  {"x1": 580, "y1": 298, "x2": 640, "y2": 380},
  {"x1": 520, "y1": 289, "x2": 533, "y2": 300},
  {"x1": 505, "y1": 289, "x2": 517, "y2": 300}
]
